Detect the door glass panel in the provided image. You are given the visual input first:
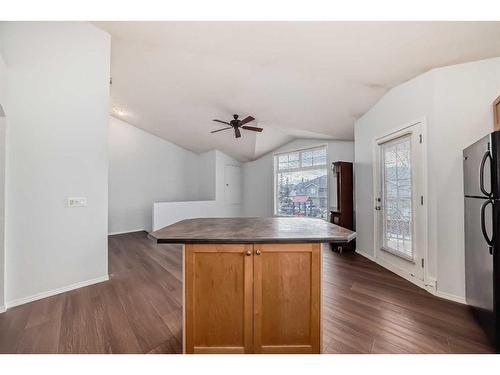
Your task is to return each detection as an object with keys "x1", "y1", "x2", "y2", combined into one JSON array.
[{"x1": 381, "y1": 135, "x2": 413, "y2": 260}]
